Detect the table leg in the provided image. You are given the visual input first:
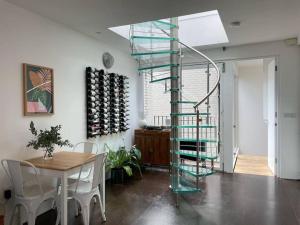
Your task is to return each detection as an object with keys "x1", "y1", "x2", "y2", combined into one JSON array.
[
  {"x1": 103, "y1": 170, "x2": 105, "y2": 212},
  {"x1": 61, "y1": 172, "x2": 68, "y2": 225}
]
